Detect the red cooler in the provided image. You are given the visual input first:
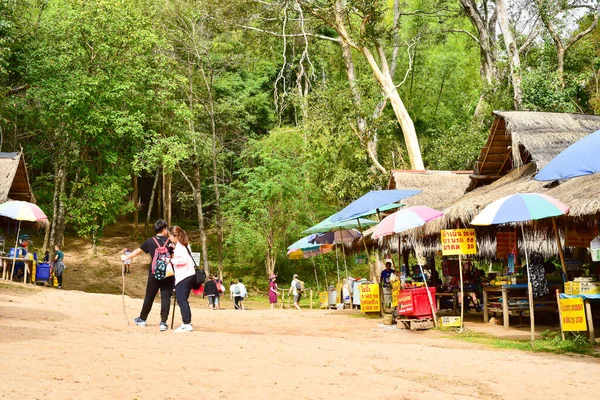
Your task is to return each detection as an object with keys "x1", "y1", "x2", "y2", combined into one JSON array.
[{"x1": 397, "y1": 287, "x2": 437, "y2": 318}]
